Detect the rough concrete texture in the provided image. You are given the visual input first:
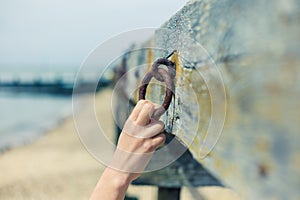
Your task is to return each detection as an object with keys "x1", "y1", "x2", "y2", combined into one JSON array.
[{"x1": 114, "y1": 0, "x2": 300, "y2": 199}]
